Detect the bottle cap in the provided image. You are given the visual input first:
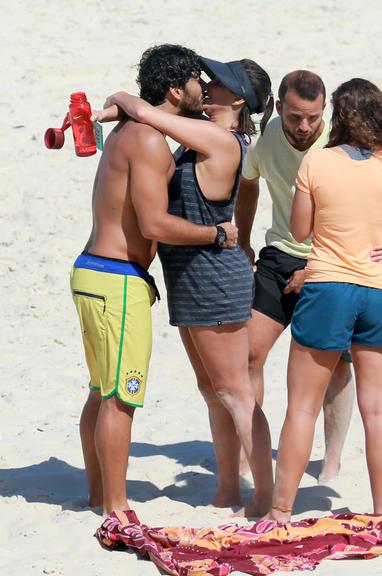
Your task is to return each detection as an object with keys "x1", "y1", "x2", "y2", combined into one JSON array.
[{"x1": 44, "y1": 128, "x2": 65, "y2": 149}]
